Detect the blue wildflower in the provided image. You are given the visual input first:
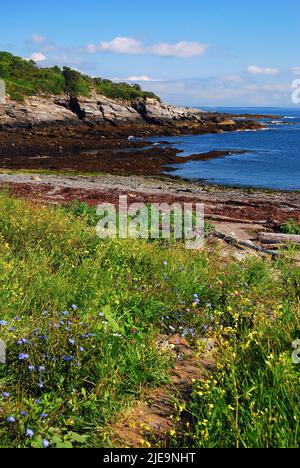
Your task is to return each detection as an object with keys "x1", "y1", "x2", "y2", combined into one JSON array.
[
  {"x1": 43, "y1": 439, "x2": 50, "y2": 448},
  {"x1": 71, "y1": 304, "x2": 77, "y2": 311},
  {"x1": 28, "y1": 365, "x2": 35, "y2": 372},
  {"x1": 2, "y1": 392, "x2": 10, "y2": 398},
  {"x1": 17, "y1": 338, "x2": 27, "y2": 345},
  {"x1": 20, "y1": 411, "x2": 27, "y2": 417},
  {"x1": 38, "y1": 366, "x2": 46, "y2": 373},
  {"x1": 26, "y1": 428, "x2": 34, "y2": 438},
  {"x1": 62, "y1": 355, "x2": 74, "y2": 362},
  {"x1": 0, "y1": 320, "x2": 7, "y2": 326},
  {"x1": 40, "y1": 413, "x2": 48, "y2": 419},
  {"x1": 18, "y1": 353, "x2": 29, "y2": 361},
  {"x1": 68, "y1": 339, "x2": 75, "y2": 346},
  {"x1": 7, "y1": 416, "x2": 15, "y2": 423}
]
